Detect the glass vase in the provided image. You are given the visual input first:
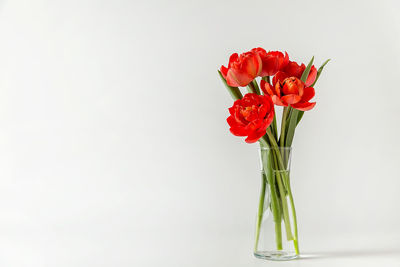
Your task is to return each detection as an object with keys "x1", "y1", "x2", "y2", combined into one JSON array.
[{"x1": 253, "y1": 146, "x2": 299, "y2": 261}]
